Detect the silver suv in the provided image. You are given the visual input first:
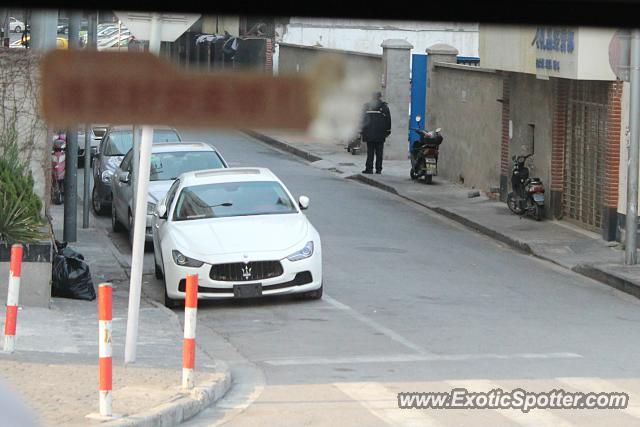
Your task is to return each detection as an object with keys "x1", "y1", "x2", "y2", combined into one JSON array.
[
  {"x1": 111, "y1": 142, "x2": 228, "y2": 246},
  {"x1": 92, "y1": 125, "x2": 181, "y2": 215}
]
